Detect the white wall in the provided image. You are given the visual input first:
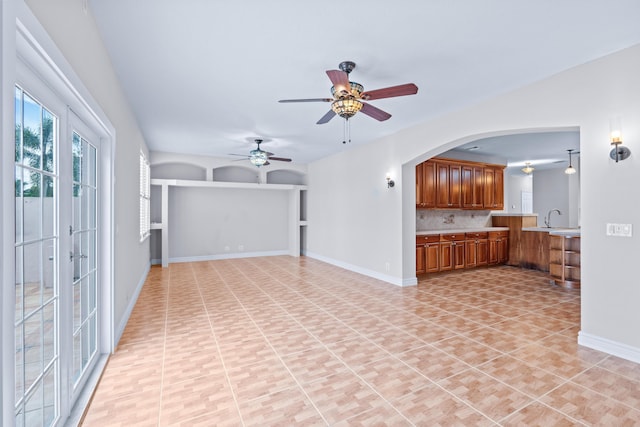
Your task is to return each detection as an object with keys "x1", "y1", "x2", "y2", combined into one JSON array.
[
  {"x1": 505, "y1": 173, "x2": 533, "y2": 214},
  {"x1": 24, "y1": 0, "x2": 151, "y2": 336},
  {"x1": 532, "y1": 167, "x2": 580, "y2": 228},
  {"x1": 165, "y1": 186, "x2": 289, "y2": 260},
  {"x1": 307, "y1": 44, "x2": 640, "y2": 358}
]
